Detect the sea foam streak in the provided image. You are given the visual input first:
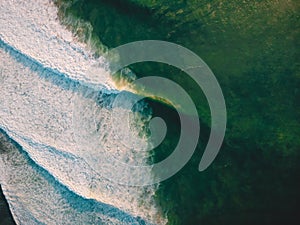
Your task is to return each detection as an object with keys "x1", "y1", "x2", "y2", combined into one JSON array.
[
  {"x1": 0, "y1": 130, "x2": 146, "y2": 225},
  {"x1": 0, "y1": 0, "x2": 165, "y2": 224}
]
